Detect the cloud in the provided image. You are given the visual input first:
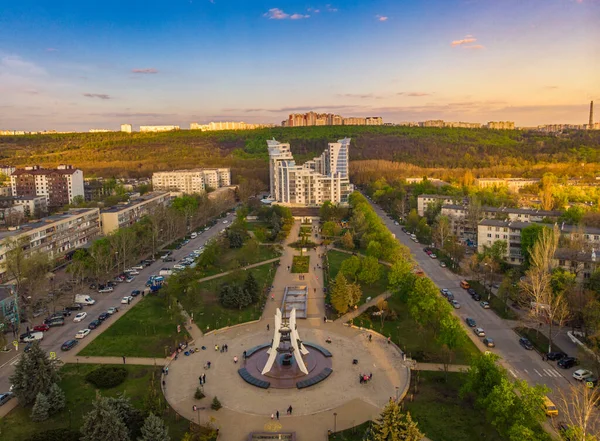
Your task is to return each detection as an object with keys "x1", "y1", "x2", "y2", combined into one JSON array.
[
  {"x1": 464, "y1": 44, "x2": 485, "y2": 50},
  {"x1": 83, "y1": 93, "x2": 111, "y2": 100},
  {"x1": 264, "y1": 8, "x2": 309, "y2": 20},
  {"x1": 376, "y1": 15, "x2": 389, "y2": 21},
  {"x1": 337, "y1": 93, "x2": 386, "y2": 99},
  {"x1": 451, "y1": 35, "x2": 477, "y2": 46},
  {"x1": 307, "y1": 8, "x2": 320, "y2": 13},
  {"x1": 397, "y1": 92, "x2": 431, "y2": 97},
  {"x1": 326, "y1": 4, "x2": 338, "y2": 12},
  {"x1": 0, "y1": 54, "x2": 46, "y2": 75},
  {"x1": 131, "y1": 68, "x2": 159, "y2": 74}
]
